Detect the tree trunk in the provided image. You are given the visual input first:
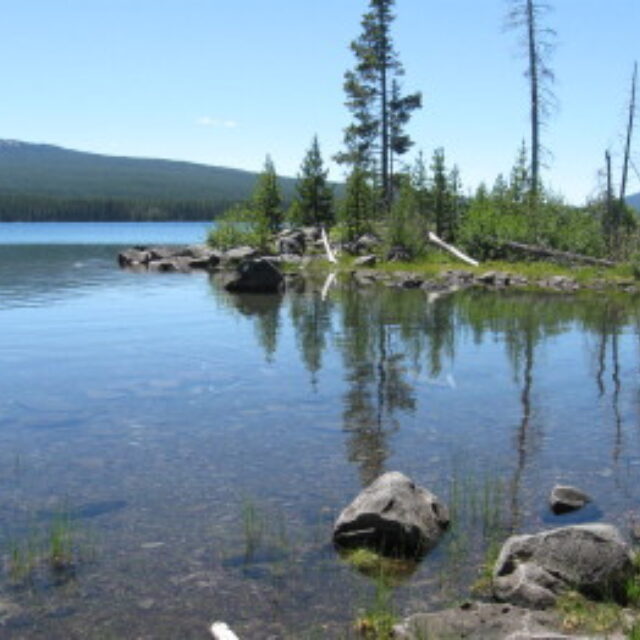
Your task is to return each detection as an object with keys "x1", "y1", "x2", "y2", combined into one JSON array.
[
  {"x1": 620, "y1": 60, "x2": 637, "y2": 203},
  {"x1": 500, "y1": 239, "x2": 617, "y2": 267},
  {"x1": 527, "y1": 0, "x2": 539, "y2": 200}
]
